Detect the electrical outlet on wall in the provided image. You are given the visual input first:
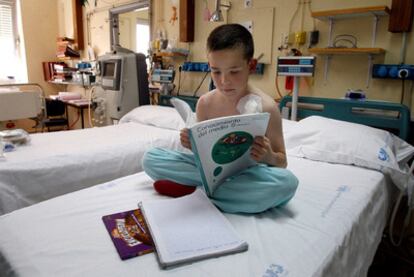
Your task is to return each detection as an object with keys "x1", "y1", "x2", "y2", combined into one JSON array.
[
  {"x1": 372, "y1": 64, "x2": 414, "y2": 80},
  {"x1": 245, "y1": 0, "x2": 252, "y2": 8}
]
